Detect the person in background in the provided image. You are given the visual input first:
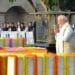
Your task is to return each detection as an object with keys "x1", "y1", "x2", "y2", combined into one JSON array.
[
  {"x1": 28, "y1": 22, "x2": 34, "y2": 31},
  {"x1": 11, "y1": 23, "x2": 17, "y2": 31},
  {"x1": 8, "y1": 23, "x2": 12, "y2": 31},
  {"x1": 0, "y1": 23, "x2": 3, "y2": 31},
  {"x1": 17, "y1": 22, "x2": 21, "y2": 31},
  {"x1": 6, "y1": 23, "x2": 9, "y2": 28},
  {"x1": 14, "y1": 23, "x2": 18, "y2": 31},
  {"x1": 54, "y1": 15, "x2": 74, "y2": 54},
  {"x1": 33, "y1": 21, "x2": 36, "y2": 43},
  {"x1": 20, "y1": 23, "x2": 25, "y2": 31},
  {"x1": 2, "y1": 23, "x2": 8, "y2": 31}
]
